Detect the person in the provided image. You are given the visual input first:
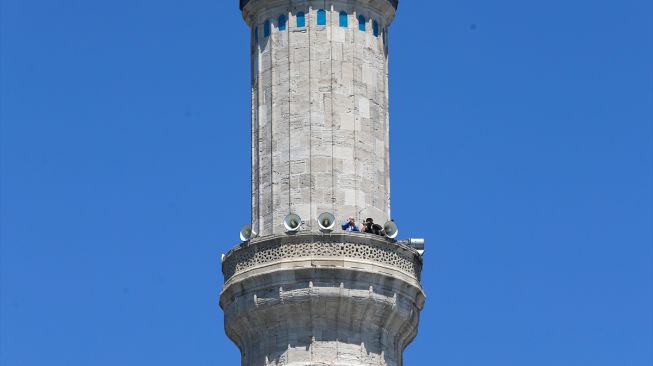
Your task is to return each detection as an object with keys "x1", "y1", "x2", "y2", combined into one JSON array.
[
  {"x1": 341, "y1": 216, "x2": 359, "y2": 232},
  {"x1": 361, "y1": 218, "x2": 382, "y2": 235}
]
